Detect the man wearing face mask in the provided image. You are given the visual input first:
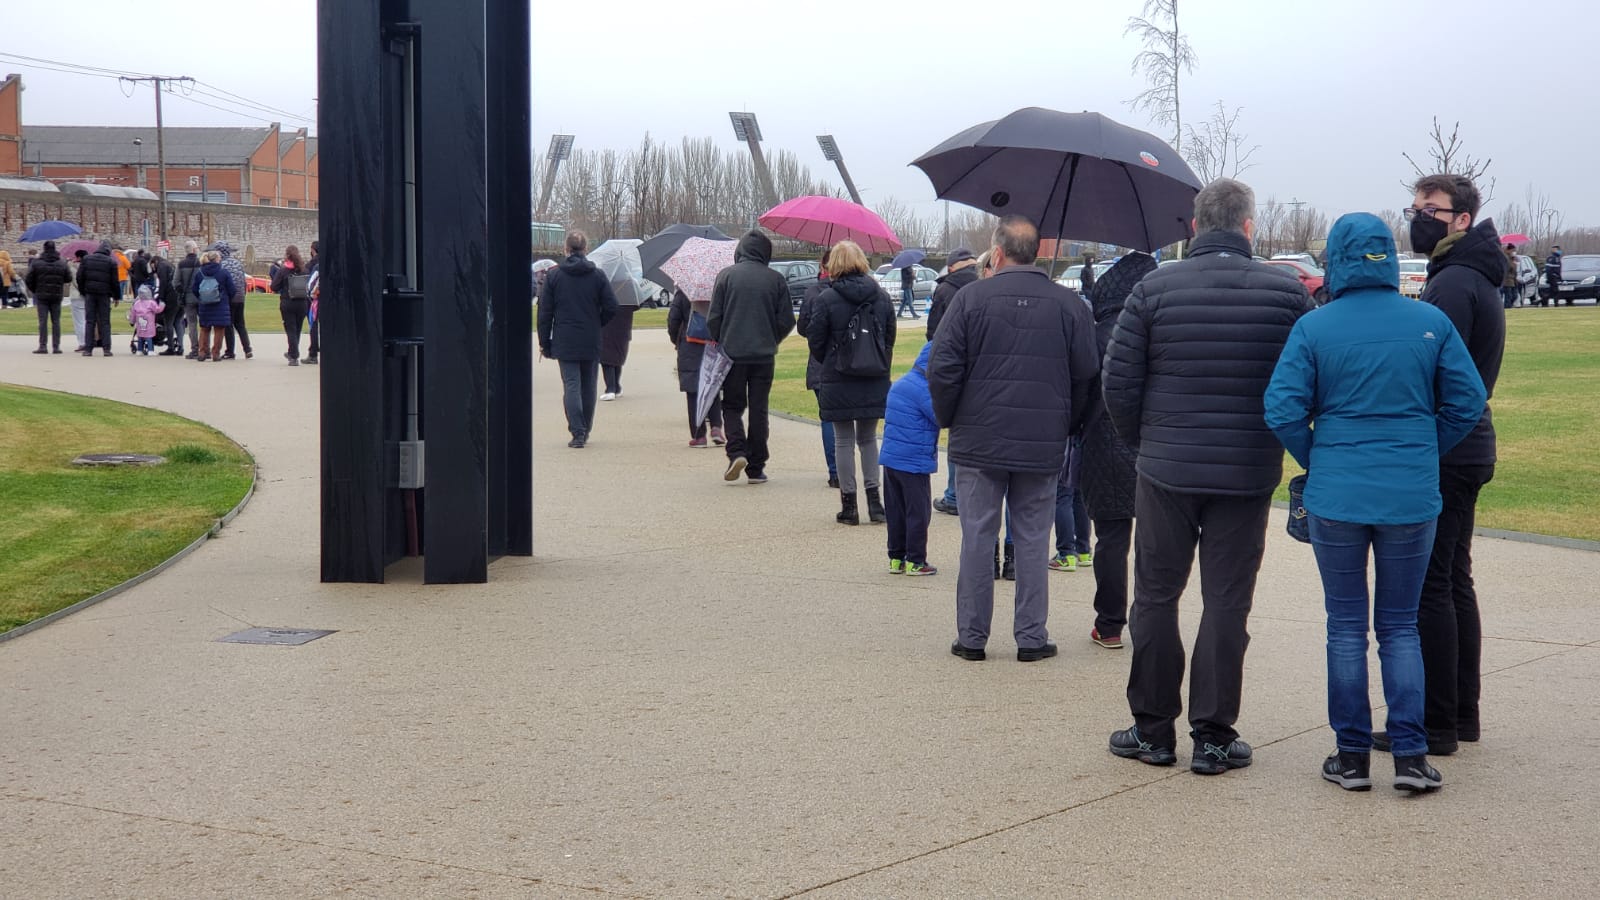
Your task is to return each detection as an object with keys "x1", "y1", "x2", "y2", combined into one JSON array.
[{"x1": 1374, "y1": 174, "x2": 1505, "y2": 759}]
